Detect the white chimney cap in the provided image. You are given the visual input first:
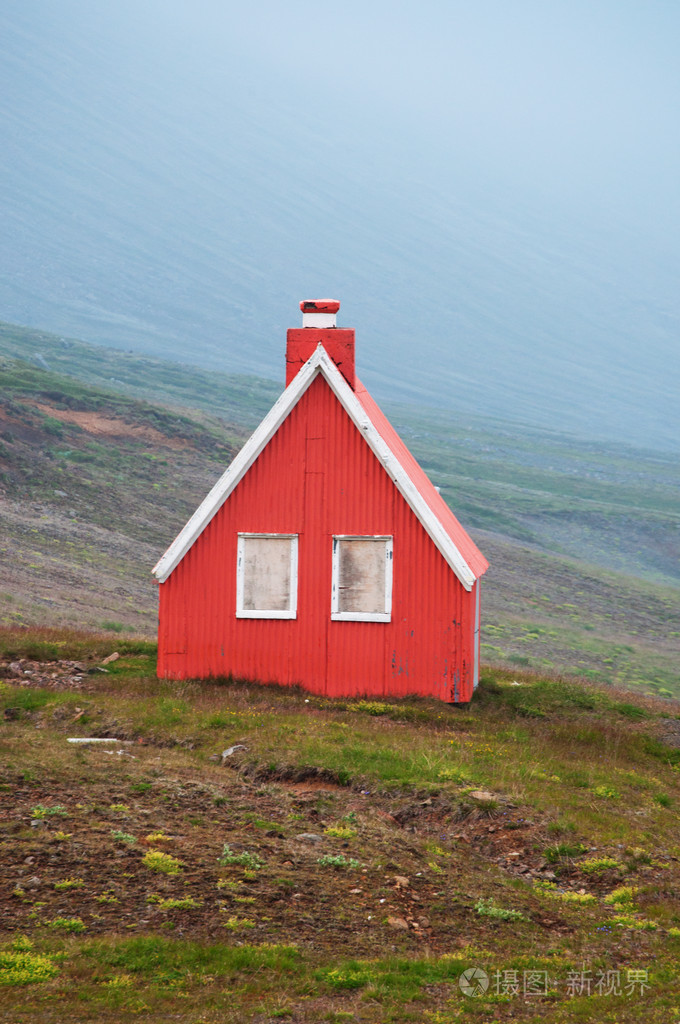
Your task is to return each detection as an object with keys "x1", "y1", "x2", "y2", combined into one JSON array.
[{"x1": 300, "y1": 299, "x2": 339, "y2": 328}]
